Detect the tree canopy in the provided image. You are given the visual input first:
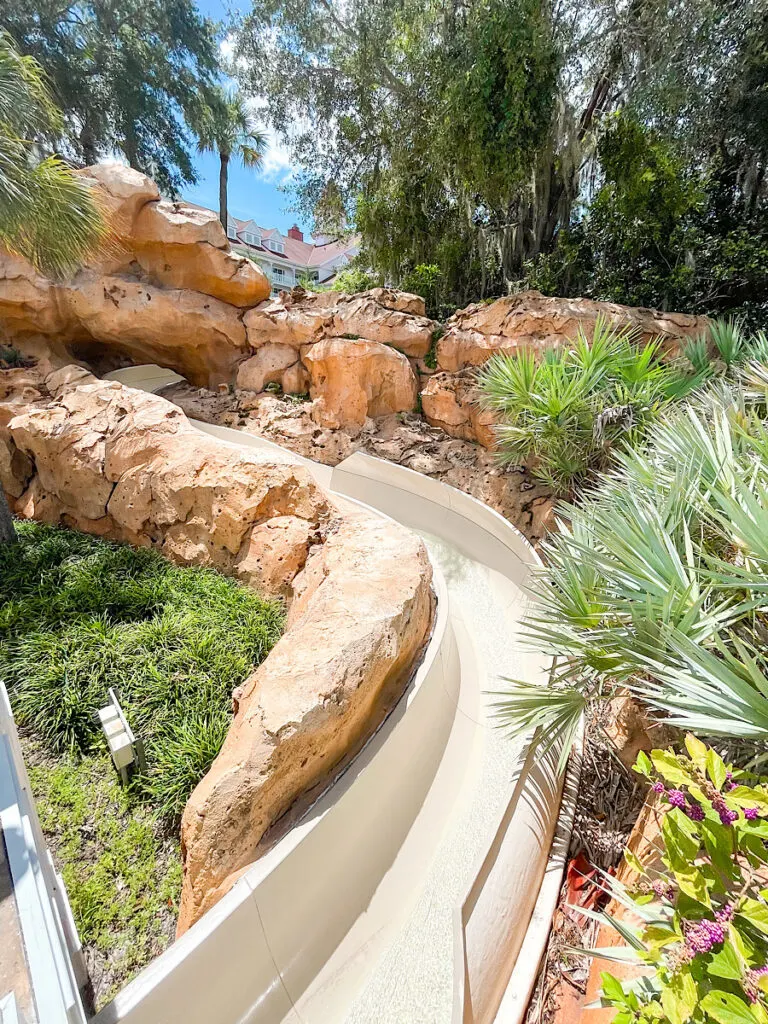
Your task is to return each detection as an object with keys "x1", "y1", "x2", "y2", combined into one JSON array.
[
  {"x1": 236, "y1": 0, "x2": 768, "y2": 321},
  {"x1": 2, "y1": 0, "x2": 220, "y2": 194}
]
